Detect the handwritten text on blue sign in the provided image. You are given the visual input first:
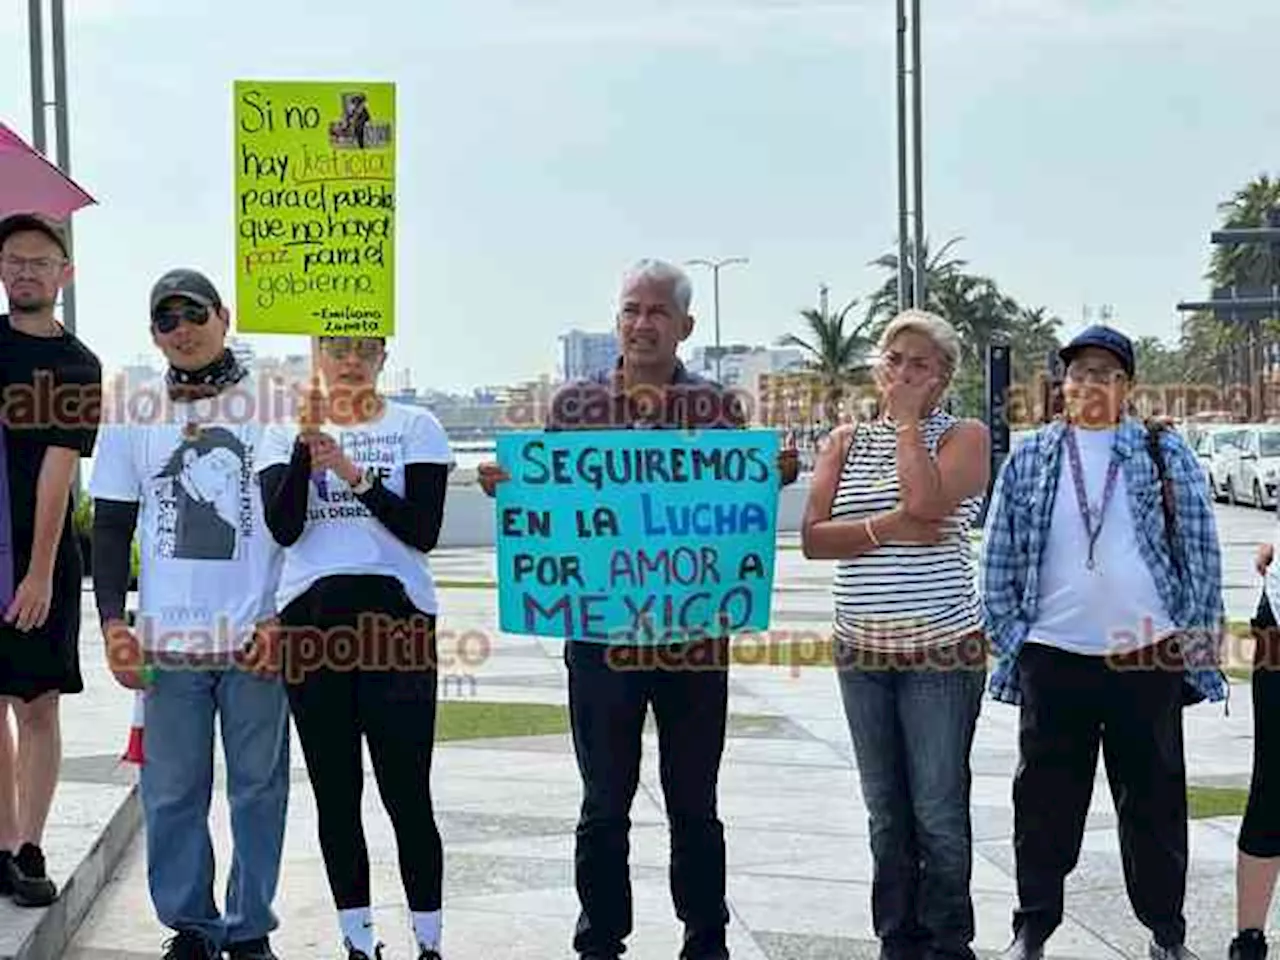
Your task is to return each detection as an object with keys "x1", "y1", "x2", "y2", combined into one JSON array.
[{"x1": 495, "y1": 429, "x2": 780, "y2": 644}]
